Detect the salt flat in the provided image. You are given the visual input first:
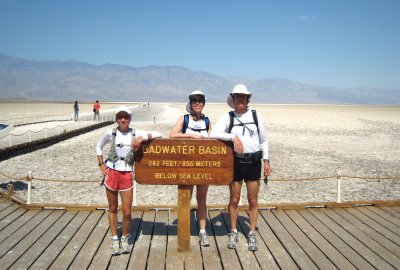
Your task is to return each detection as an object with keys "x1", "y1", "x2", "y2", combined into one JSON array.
[{"x1": 0, "y1": 102, "x2": 399, "y2": 205}]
